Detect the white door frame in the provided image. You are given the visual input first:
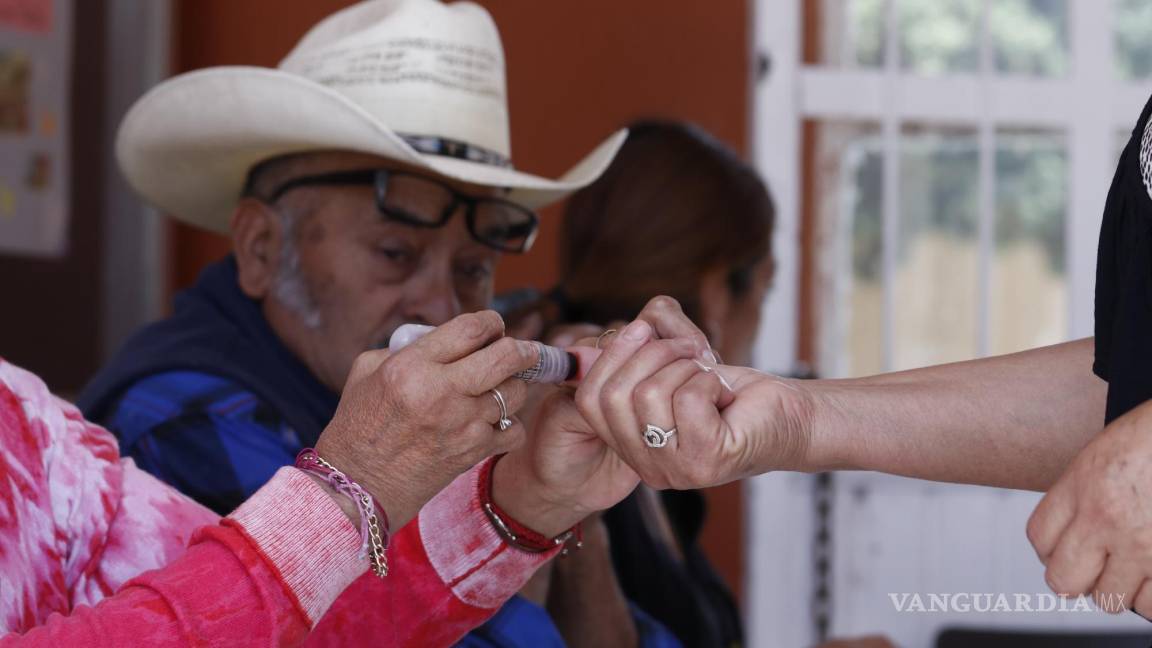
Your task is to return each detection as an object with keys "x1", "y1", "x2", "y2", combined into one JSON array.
[
  {"x1": 100, "y1": 0, "x2": 172, "y2": 358},
  {"x1": 748, "y1": 1, "x2": 1152, "y2": 645}
]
